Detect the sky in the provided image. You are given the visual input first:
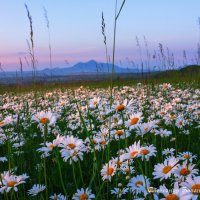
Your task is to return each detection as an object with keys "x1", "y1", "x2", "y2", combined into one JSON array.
[{"x1": 0, "y1": 0, "x2": 200, "y2": 71}]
